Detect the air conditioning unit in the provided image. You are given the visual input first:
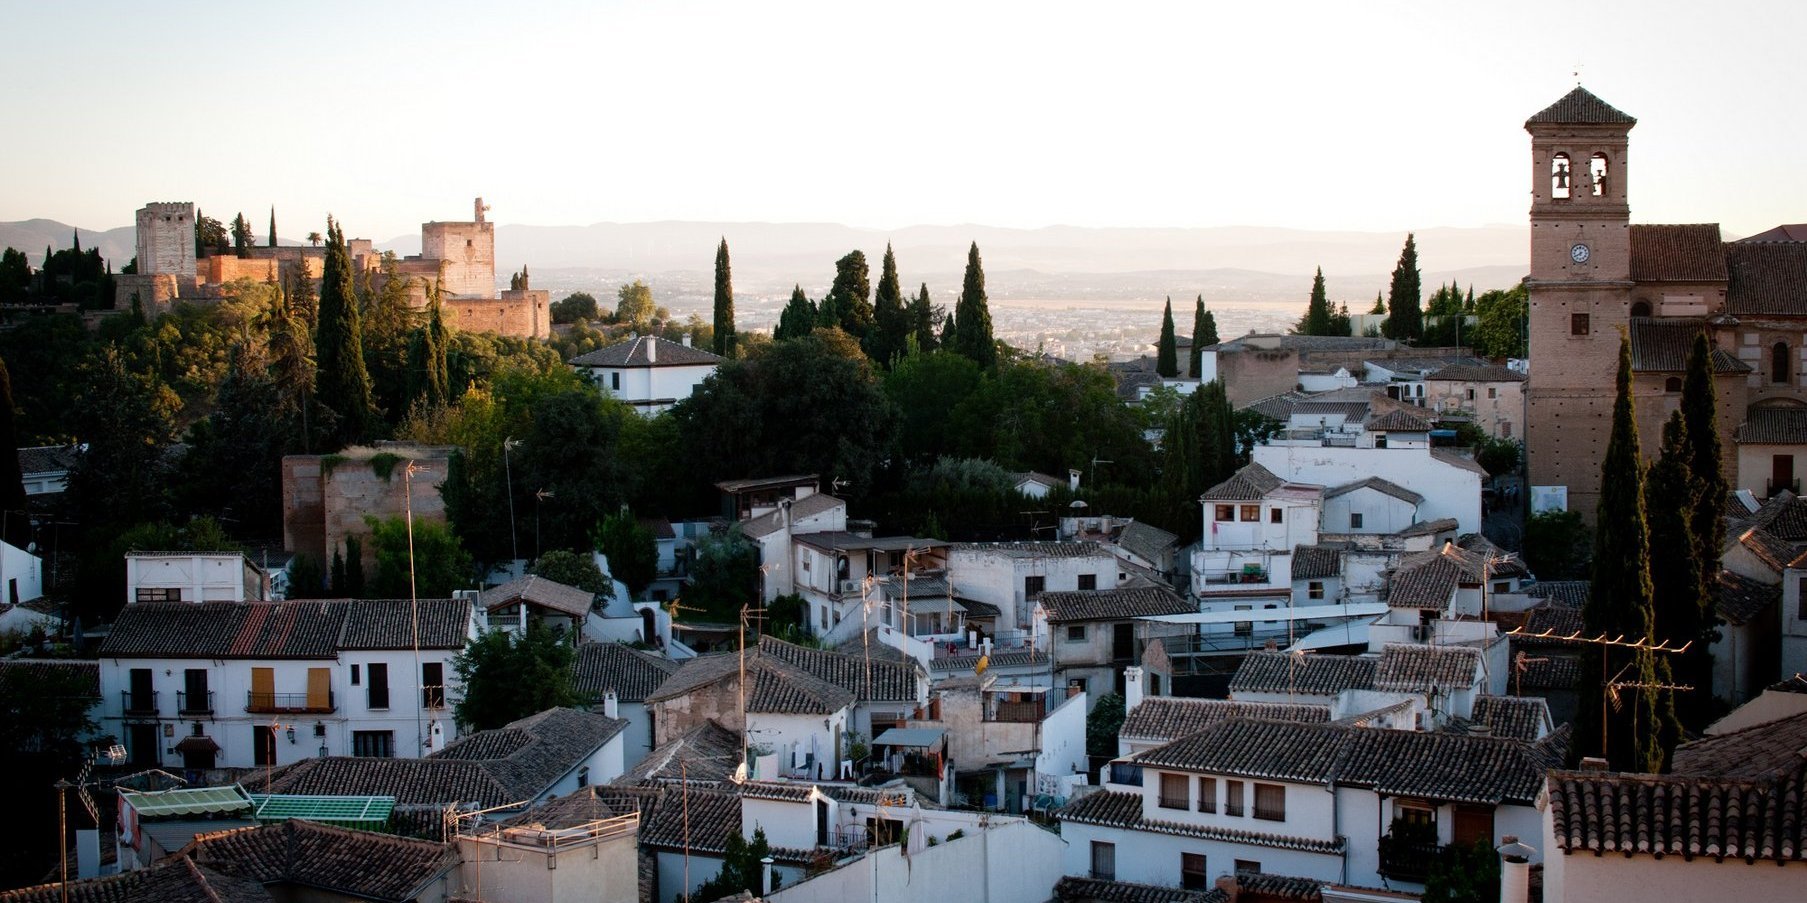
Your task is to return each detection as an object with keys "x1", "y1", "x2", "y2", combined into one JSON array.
[{"x1": 840, "y1": 579, "x2": 863, "y2": 595}]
